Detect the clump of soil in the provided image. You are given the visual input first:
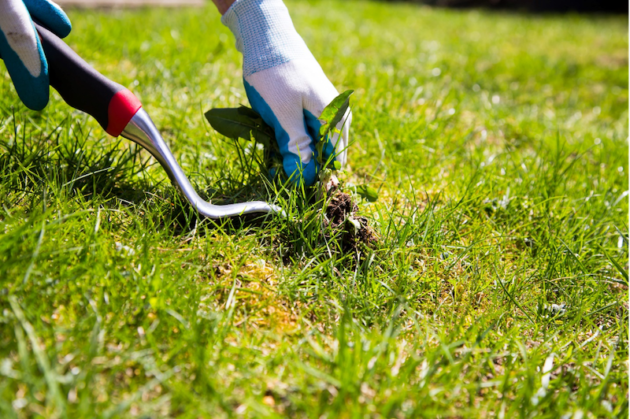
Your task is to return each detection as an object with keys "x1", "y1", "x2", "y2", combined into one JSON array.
[
  {"x1": 324, "y1": 190, "x2": 377, "y2": 255},
  {"x1": 325, "y1": 192, "x2": 357, "y2": 228}
]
